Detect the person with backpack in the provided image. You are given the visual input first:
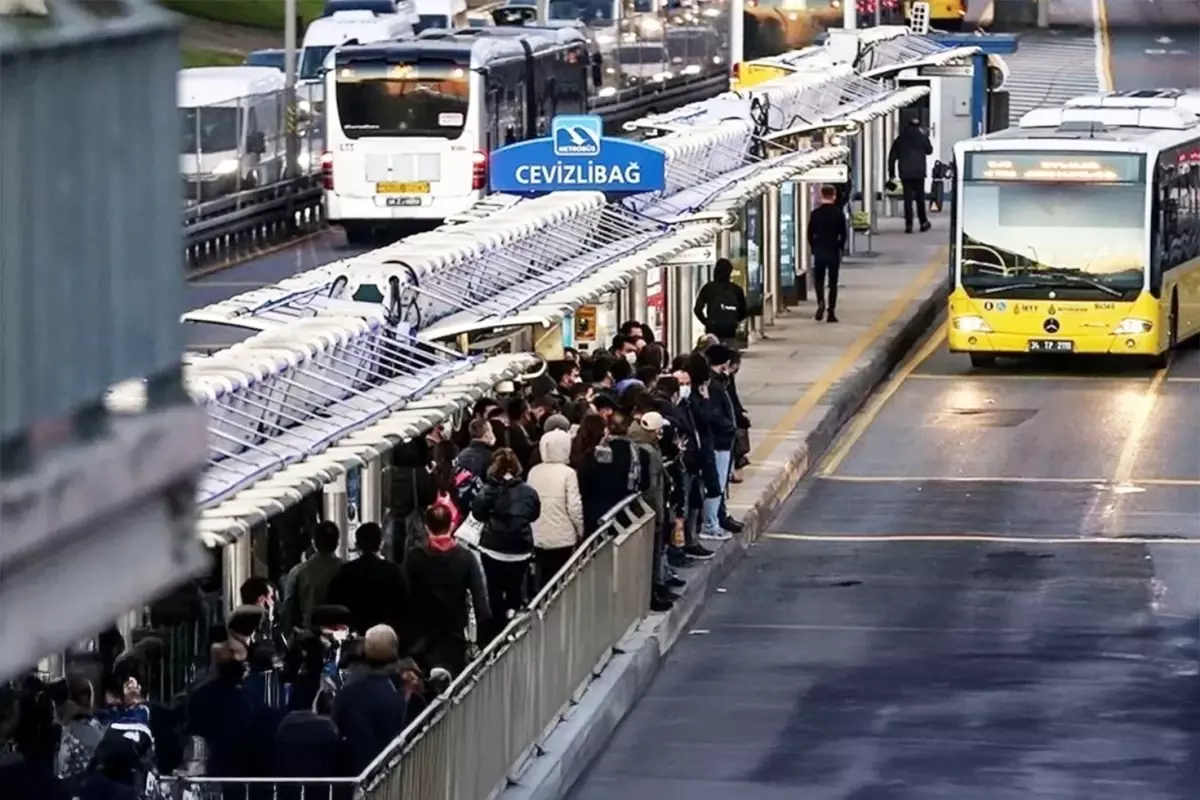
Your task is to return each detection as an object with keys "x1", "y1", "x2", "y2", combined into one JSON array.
[{"x1": 693, "y1": 258, "x2": 747, "y2": 349}]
